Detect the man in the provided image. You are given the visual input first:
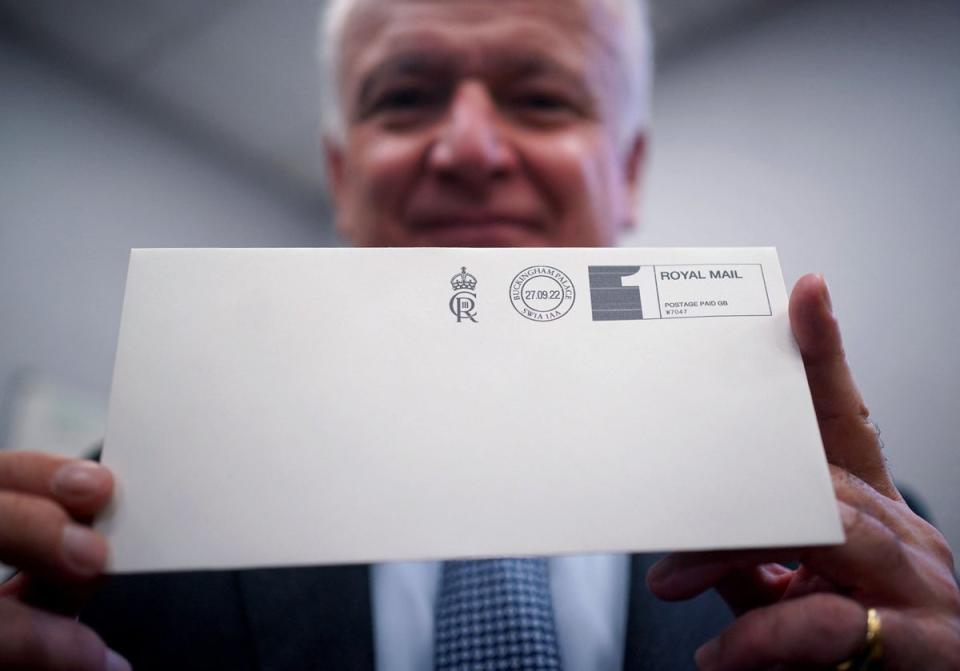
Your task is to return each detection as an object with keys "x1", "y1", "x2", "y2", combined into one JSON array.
[{"x1": 1, "y1": 0, "x2": 957, "y2": 669}]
